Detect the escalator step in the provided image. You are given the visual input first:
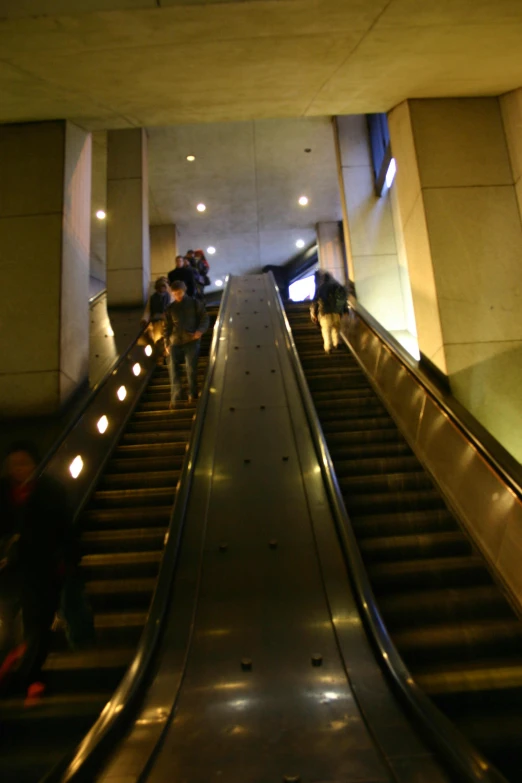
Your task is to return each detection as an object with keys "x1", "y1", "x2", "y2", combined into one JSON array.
[
  {"x1": 326, "y1": 428, "x2": 402, "y2": 446},
  {"x1": 368, "y1": 555, "x2": 491, "y2": 590},
  {"x1": 393, "y1": 619, "x2": 522, "y2": 666},
  {"x1": 351, "y1": 508, "x2": 457, "y2": 538},
  {"x1": 81, "y1": 550, "x2": 162, "y2": 579},
  {"x1": 91, "y1": 486, "x2": 175, "y2": 508},
  {"x1": 344, "y1": 488, "x2": 445, "y2": 514},
  {"x1": 114, "y1": 442, "x2": 188, "y2": 459},
  {"x1": 99, "y1": 470, "x2": 179, "y2": 490},
  {"x1": 378, "y1": 585, "x2": 514, "y2": 628},
  {"x1": 82, "y1": 526, "x2": 166, "y2": 553},
  {"x1": 359, "y1": 531, "x2": 471, "y2": 563},
  {"x1": 339, "y1": 470, "x2": 432, "y2": 494},
  {"x1": 328, "y1": 441, "x2": 412, "y2": 461},
  {"x1": 322, "y1": 416, "x2": 396, "y2": 434},
  {"x1": 334, "y1": 455, "x2": 420, "y2": 476},
  {"x1": 126, "y1": 418, "x2": 195, "y2": 434},
  {"x1": 122, "y1": 431, "x2": 191, "y2": 445},
  {"x1": 106, "y1": 455, "x2": 185, "y2": 473},
  {"x1": 83, "y1": 505, "x2": 172, "y2": 528}
]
